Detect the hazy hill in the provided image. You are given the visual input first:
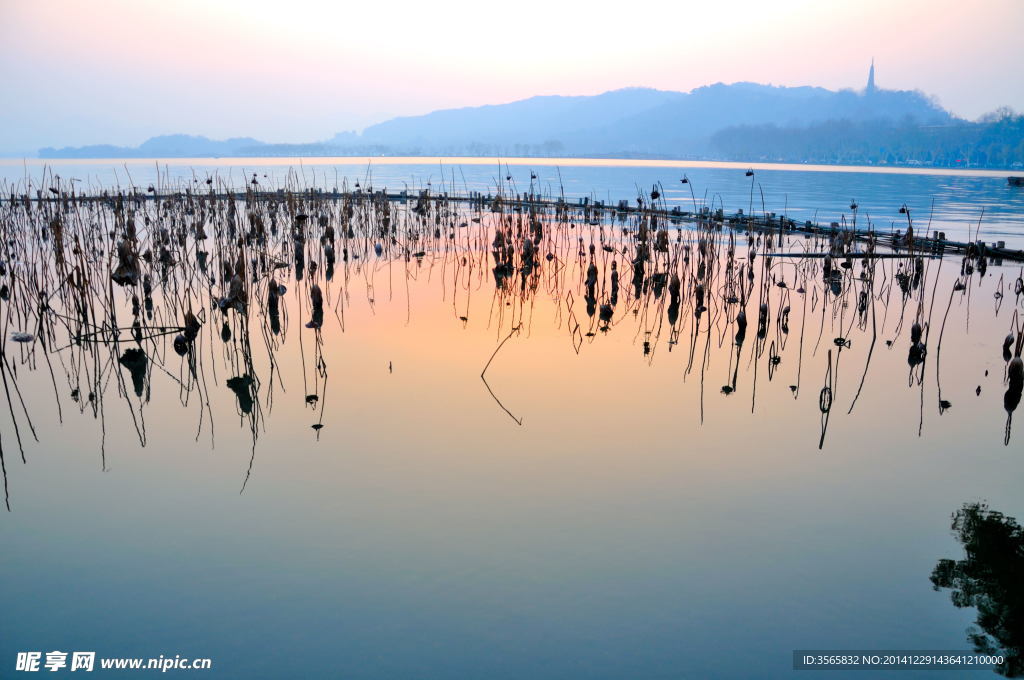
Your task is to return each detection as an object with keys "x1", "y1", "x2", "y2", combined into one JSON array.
[
  {"x1": 354, "y1": 83, "x2": 951, "y2": 156},
  {"x1": 577, "y1": 83, "x2": 950, "y2": 155},
  {"x1": 37, "y1": 82, "x2": 1023, "y2": 168},
  {"x1": 40, "y1": 134, "x2": 266, "y2": 159},
  {"x1": 359, "y1": 87, "x2": 686, "y2": 149}
]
